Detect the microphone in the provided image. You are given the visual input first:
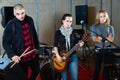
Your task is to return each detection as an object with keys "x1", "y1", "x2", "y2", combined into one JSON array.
[
  {"x1": 80, "y1": 20, "x2": 85, "y2": 26},
  {"x1": 80, "y1": 20, "x2": 89, "y2": 29}
]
